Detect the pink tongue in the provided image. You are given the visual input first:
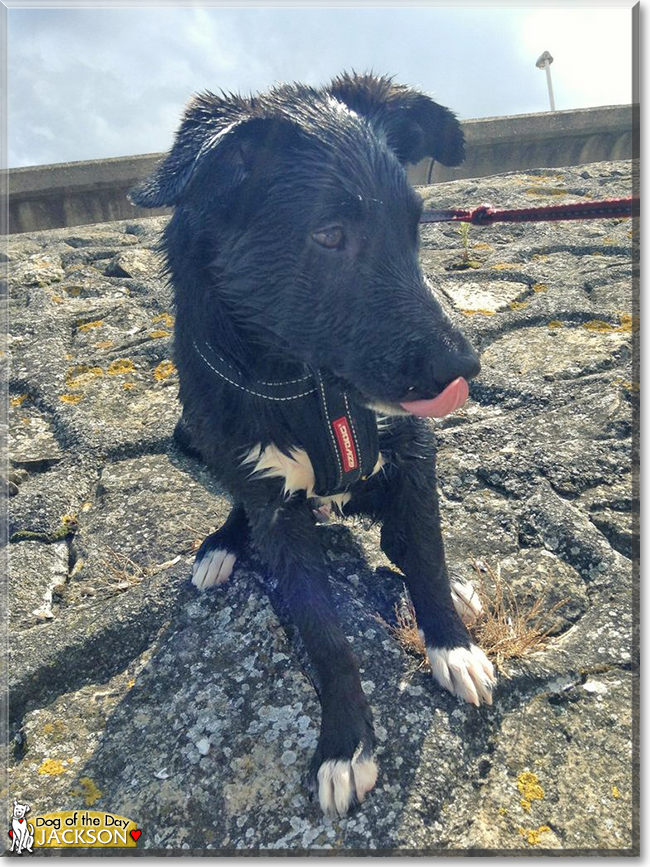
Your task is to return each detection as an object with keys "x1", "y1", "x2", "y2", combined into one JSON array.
[{"x1": 400, "y1": 377, "x2": 469, "y2": 418}]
